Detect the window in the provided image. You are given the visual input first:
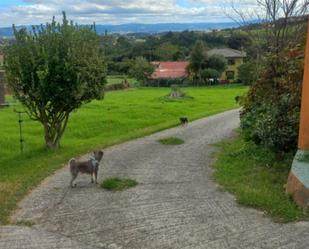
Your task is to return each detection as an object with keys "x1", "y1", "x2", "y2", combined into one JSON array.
[
  {"x1": 226, "y1": 71, "x2": 235, "y2": 80},
  {"x1": 228, "y1": 59, "x2": 235, "y2": 65}
]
